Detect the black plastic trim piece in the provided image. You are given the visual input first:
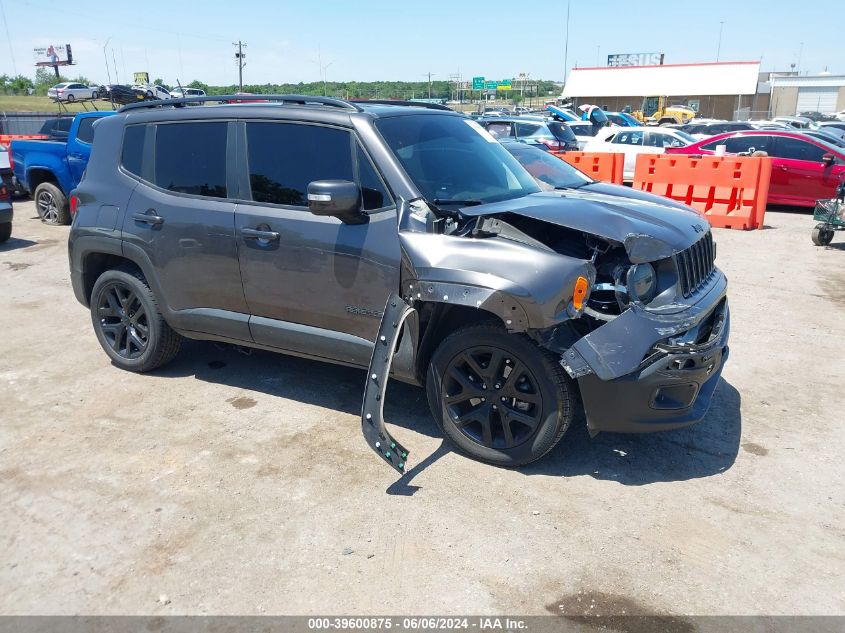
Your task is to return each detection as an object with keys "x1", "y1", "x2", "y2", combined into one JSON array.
[{"x1": 361, "y1": 293, "x2": 414, "y2": 474}]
